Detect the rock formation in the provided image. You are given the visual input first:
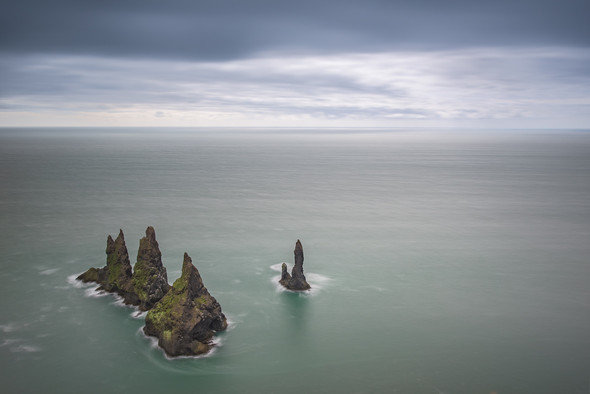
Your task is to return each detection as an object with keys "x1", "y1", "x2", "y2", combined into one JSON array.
[
  {"x1": 77, "y1": 229, "x2": 139, "y2": 305},
  {"x1": 144, "y1": 253, "x2": 228, "y2": 357},
  {"x1": 131, "y1": 226, "x2": 171, "y2": 311},
  {"x1": 77, "y1": 226, "x2": 229, "y2": 357},
  {"x1": 279, "y1": 239, "x2": 311, "y2": 291},
  {"x1": 77, "y1": 226, "x2": 171, "y2": 310}
]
